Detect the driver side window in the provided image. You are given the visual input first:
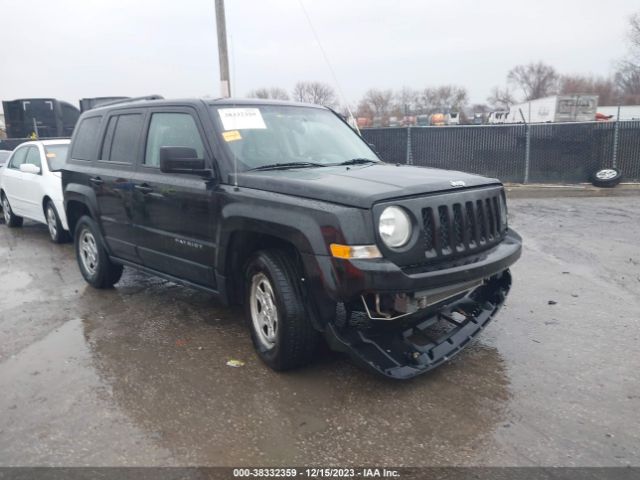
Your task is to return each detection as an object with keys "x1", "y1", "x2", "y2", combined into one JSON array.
[
  {"x1": 24, "y1": 147, "x2": 42, "y2": 169},
  {"x1": 144, "y1": 113, "x2": 205, "y2": 168}
]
